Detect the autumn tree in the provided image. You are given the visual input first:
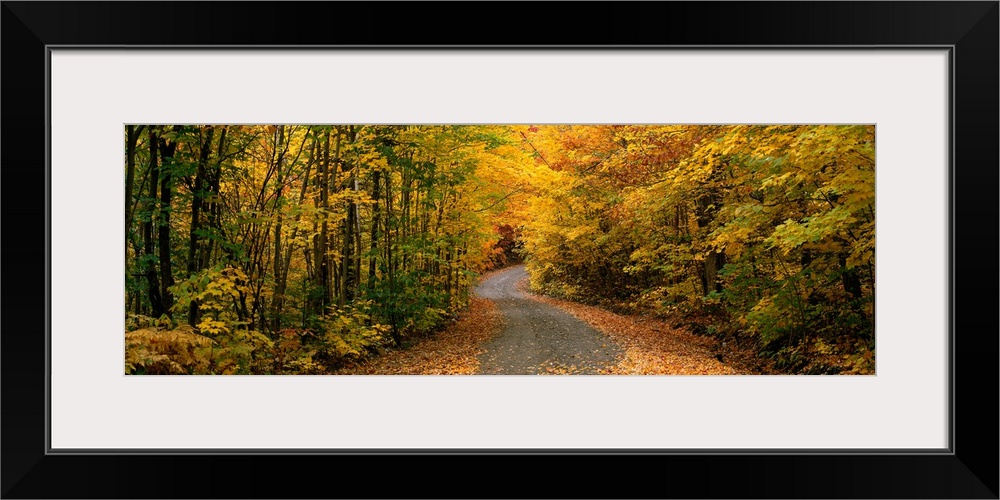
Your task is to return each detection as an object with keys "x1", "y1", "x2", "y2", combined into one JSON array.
[
  {"x1": 126, "y1": 124, "x2": 527, "y2": 374},
  {"x1": 518, "y1": 124, "x2": 875, "y2": 373}
]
